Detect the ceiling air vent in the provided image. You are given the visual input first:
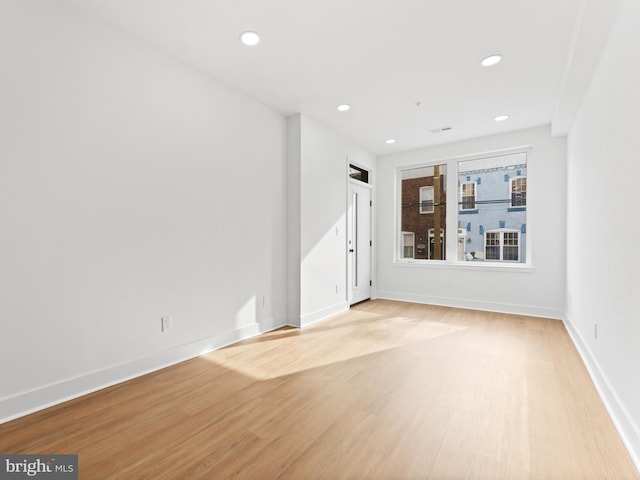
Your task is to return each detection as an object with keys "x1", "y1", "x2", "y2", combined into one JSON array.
[{"x1": 430, "y1": 127, "x2": 452, "y2": 133}]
